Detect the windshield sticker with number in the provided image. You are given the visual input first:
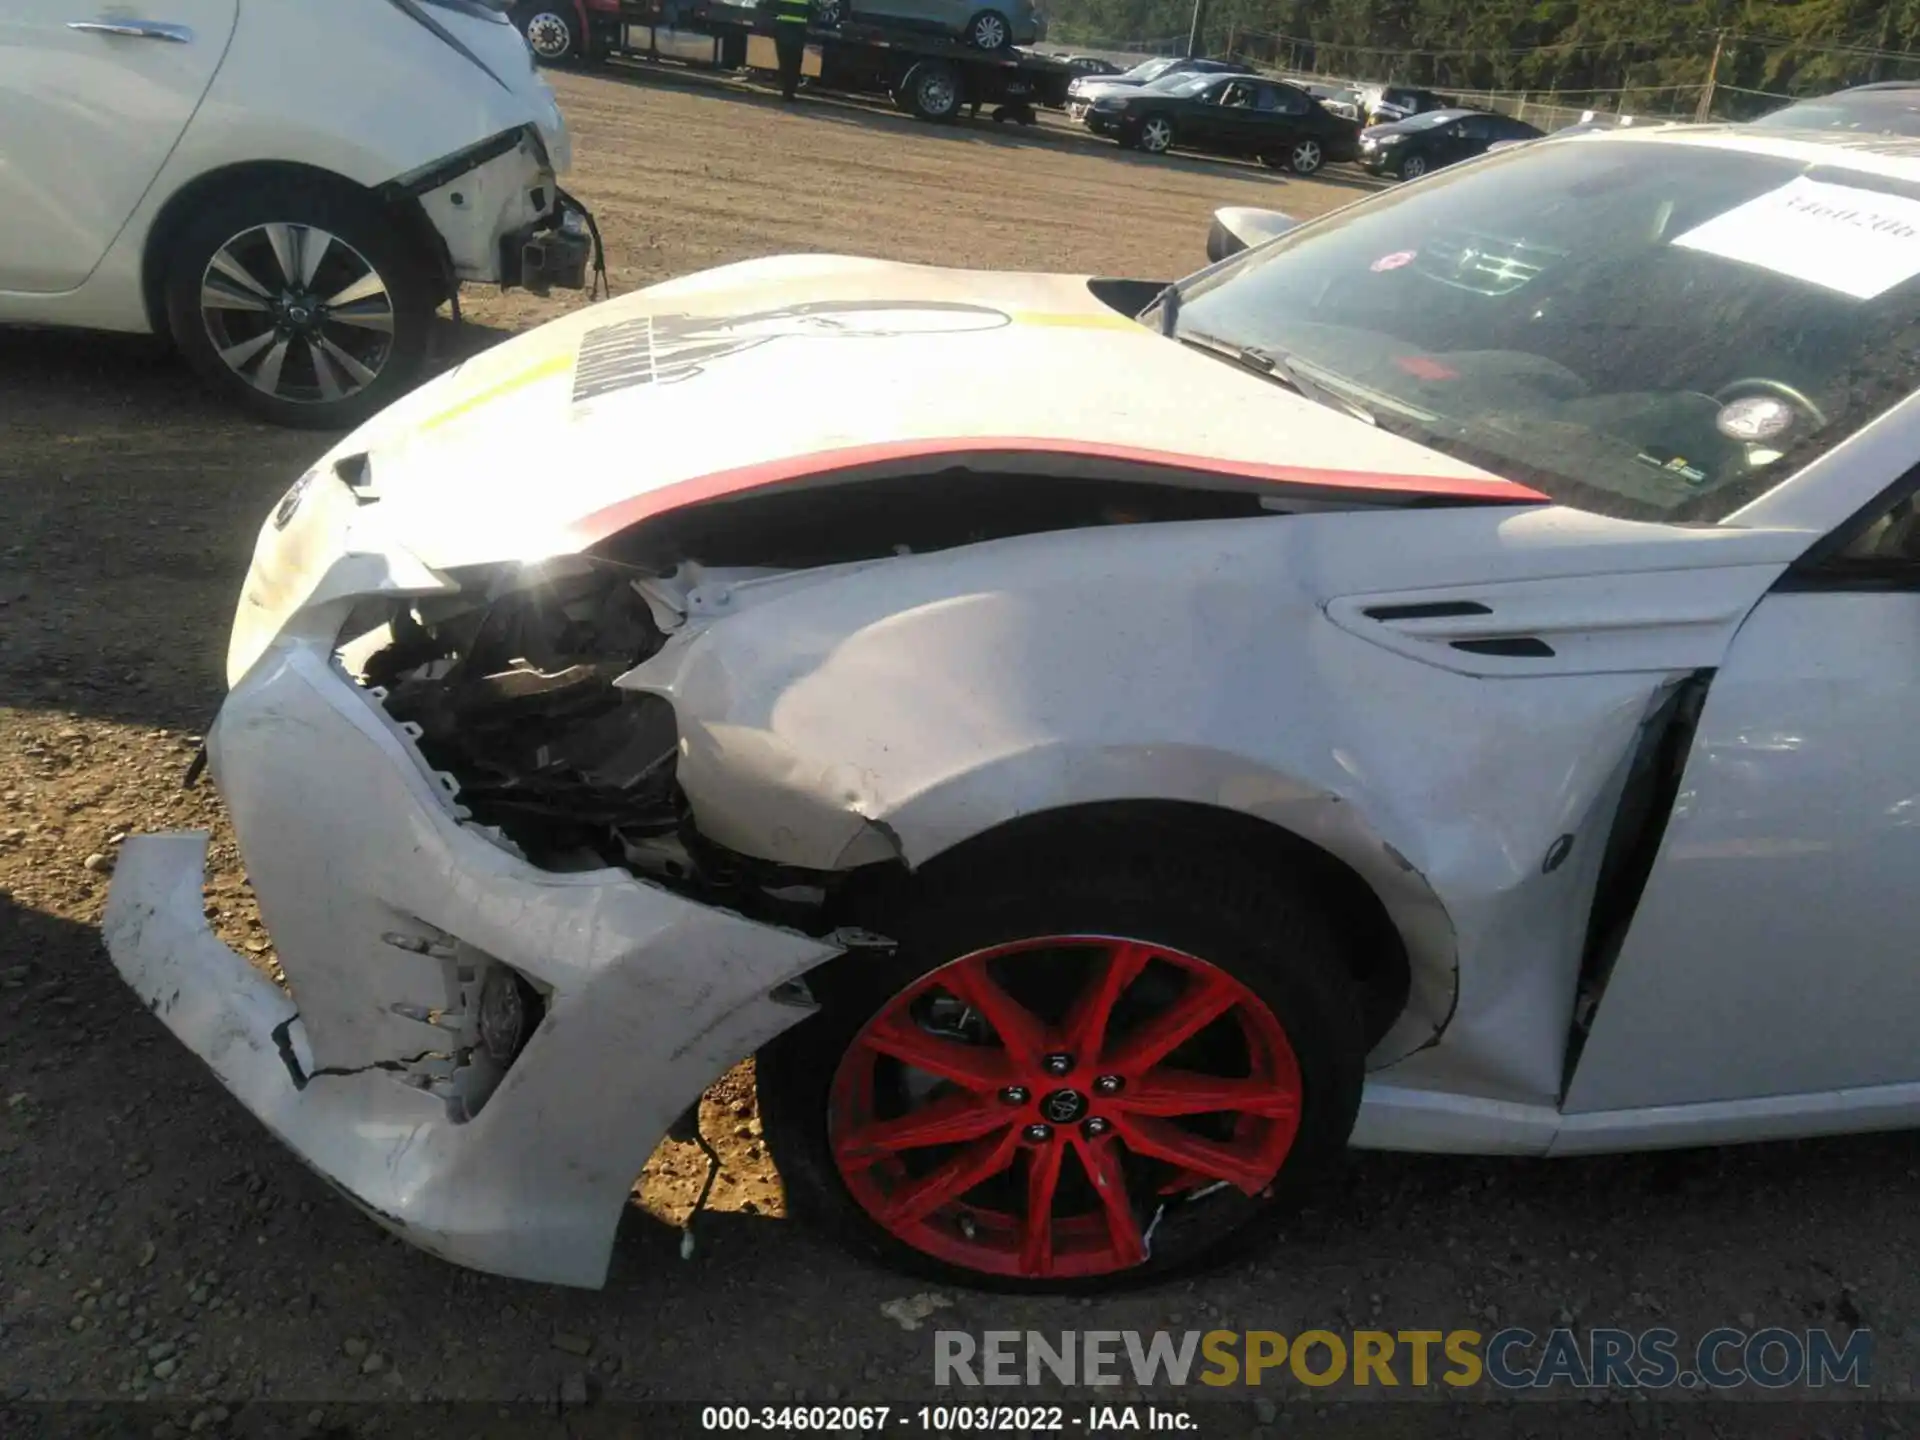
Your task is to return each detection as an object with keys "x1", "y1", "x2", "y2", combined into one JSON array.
[{"x1": 1671, "y1": 176, "x2": 1920, "y2": 300}]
